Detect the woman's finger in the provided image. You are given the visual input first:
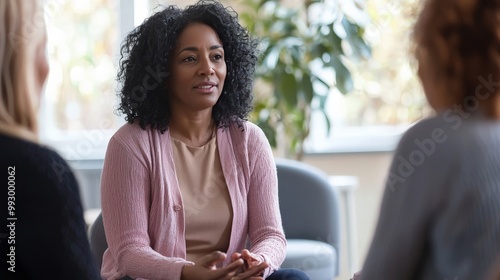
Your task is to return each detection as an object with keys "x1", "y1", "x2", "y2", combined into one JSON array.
[
  {"x1": 234, "y1": 261, "x2": 268, "y2": 279},
  {"x1": 196, "y1": 251, "x2": 226, "y2": 268}
]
